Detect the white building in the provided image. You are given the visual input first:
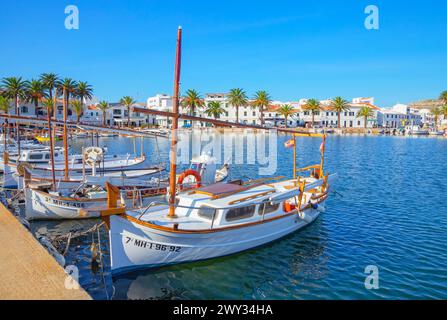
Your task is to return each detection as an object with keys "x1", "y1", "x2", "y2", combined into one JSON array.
[{"x1": 377, "y1": 104, "x2": 422, "y2": 128}]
